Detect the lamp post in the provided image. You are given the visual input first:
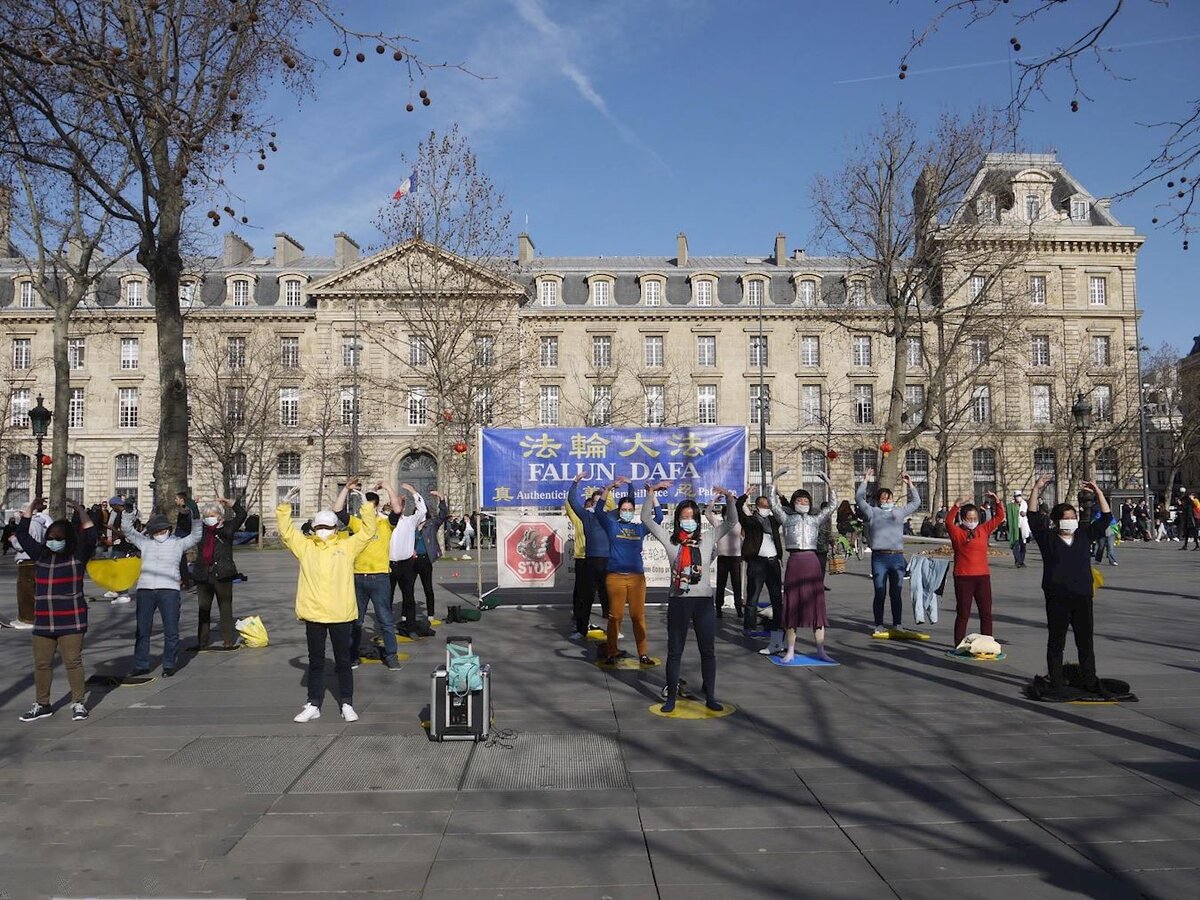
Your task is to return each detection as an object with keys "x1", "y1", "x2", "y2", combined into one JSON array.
[
  {"x1": 1072, "y1": 391, "x2": 1092, "y2": 481},
  {"x1": 28, "y1": 395, "x2": 51, "y2": 500},
  {"x1": 756, "y1": 292, "x2": 768, "y2": 496}
]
